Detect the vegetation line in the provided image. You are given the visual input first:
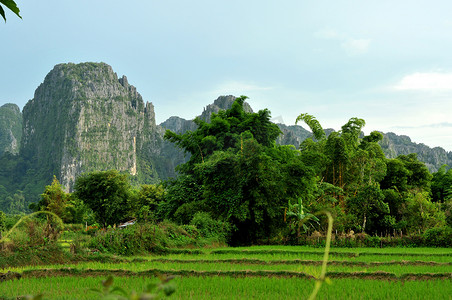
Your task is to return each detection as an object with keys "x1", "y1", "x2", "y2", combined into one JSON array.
[
  {"x1": 148, "y1": 258, "x2": 451, "y2": 266},
  {"x1": 209, "y1": 249, "x2": 452, "y2": 257},
  {"x1": 16, "y1": 268, "x2": 452, "y2": 281}
]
